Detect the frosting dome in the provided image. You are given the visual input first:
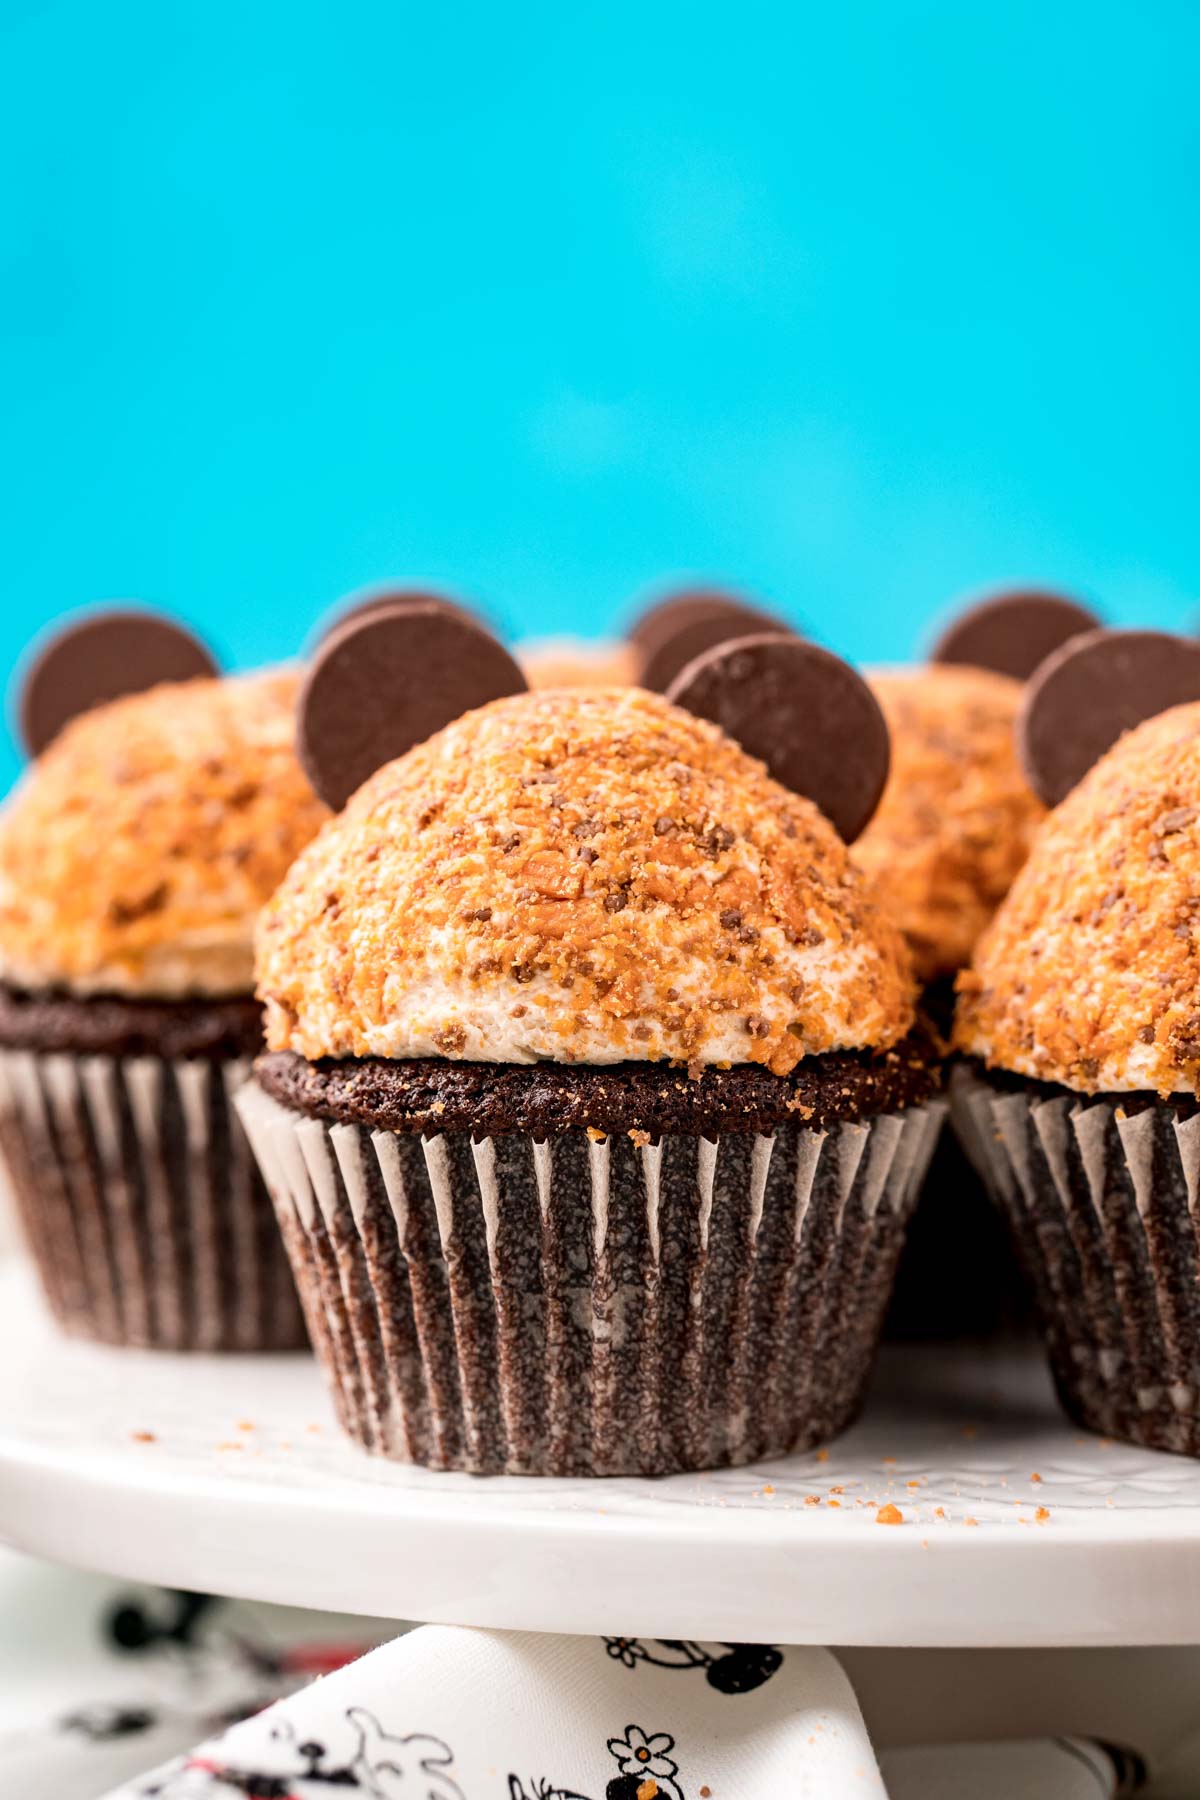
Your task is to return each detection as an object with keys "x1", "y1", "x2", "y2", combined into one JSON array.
[
  {"x1": 0, "y1": 671, "x2": 328, "y2": 998},
  {"x1": 855, "y1": 665, "x2": 1045, "y2": 982},
  {"x1": 957, "y1": 701, "x2": 1200, "y2": 1094},
  {"x1": 257, "y1": 686, "x2": 916, "y2": 1074}
]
